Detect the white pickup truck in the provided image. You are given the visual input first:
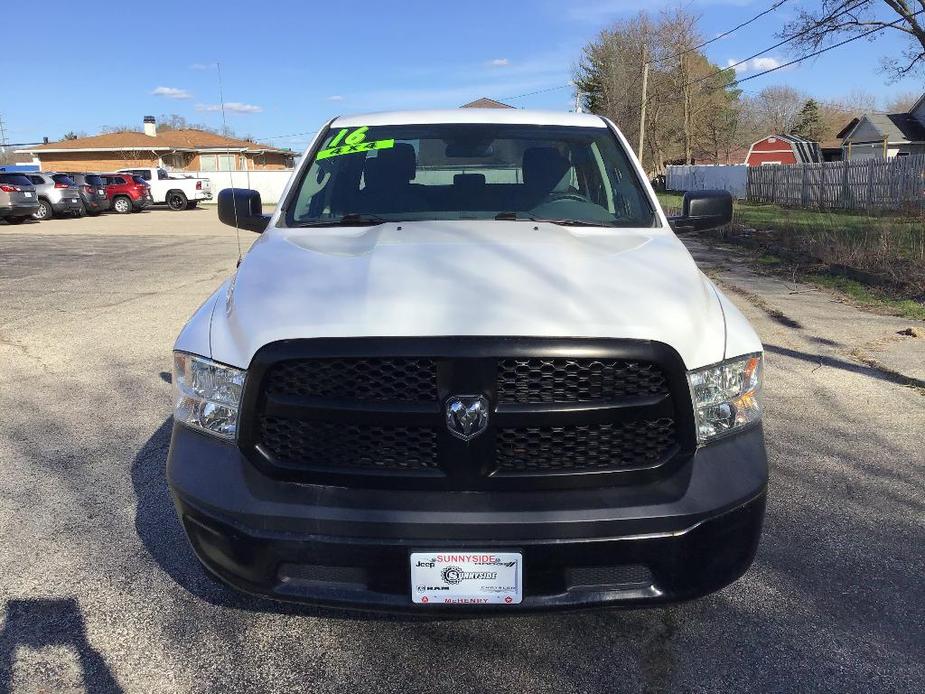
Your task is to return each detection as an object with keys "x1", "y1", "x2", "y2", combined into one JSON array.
[
  {"x1": 116, "y1": 167, "x2": 212, "y2": 210},
  {"x1": 168, "y1": 109, "x2": 766, "y2": 612}
]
